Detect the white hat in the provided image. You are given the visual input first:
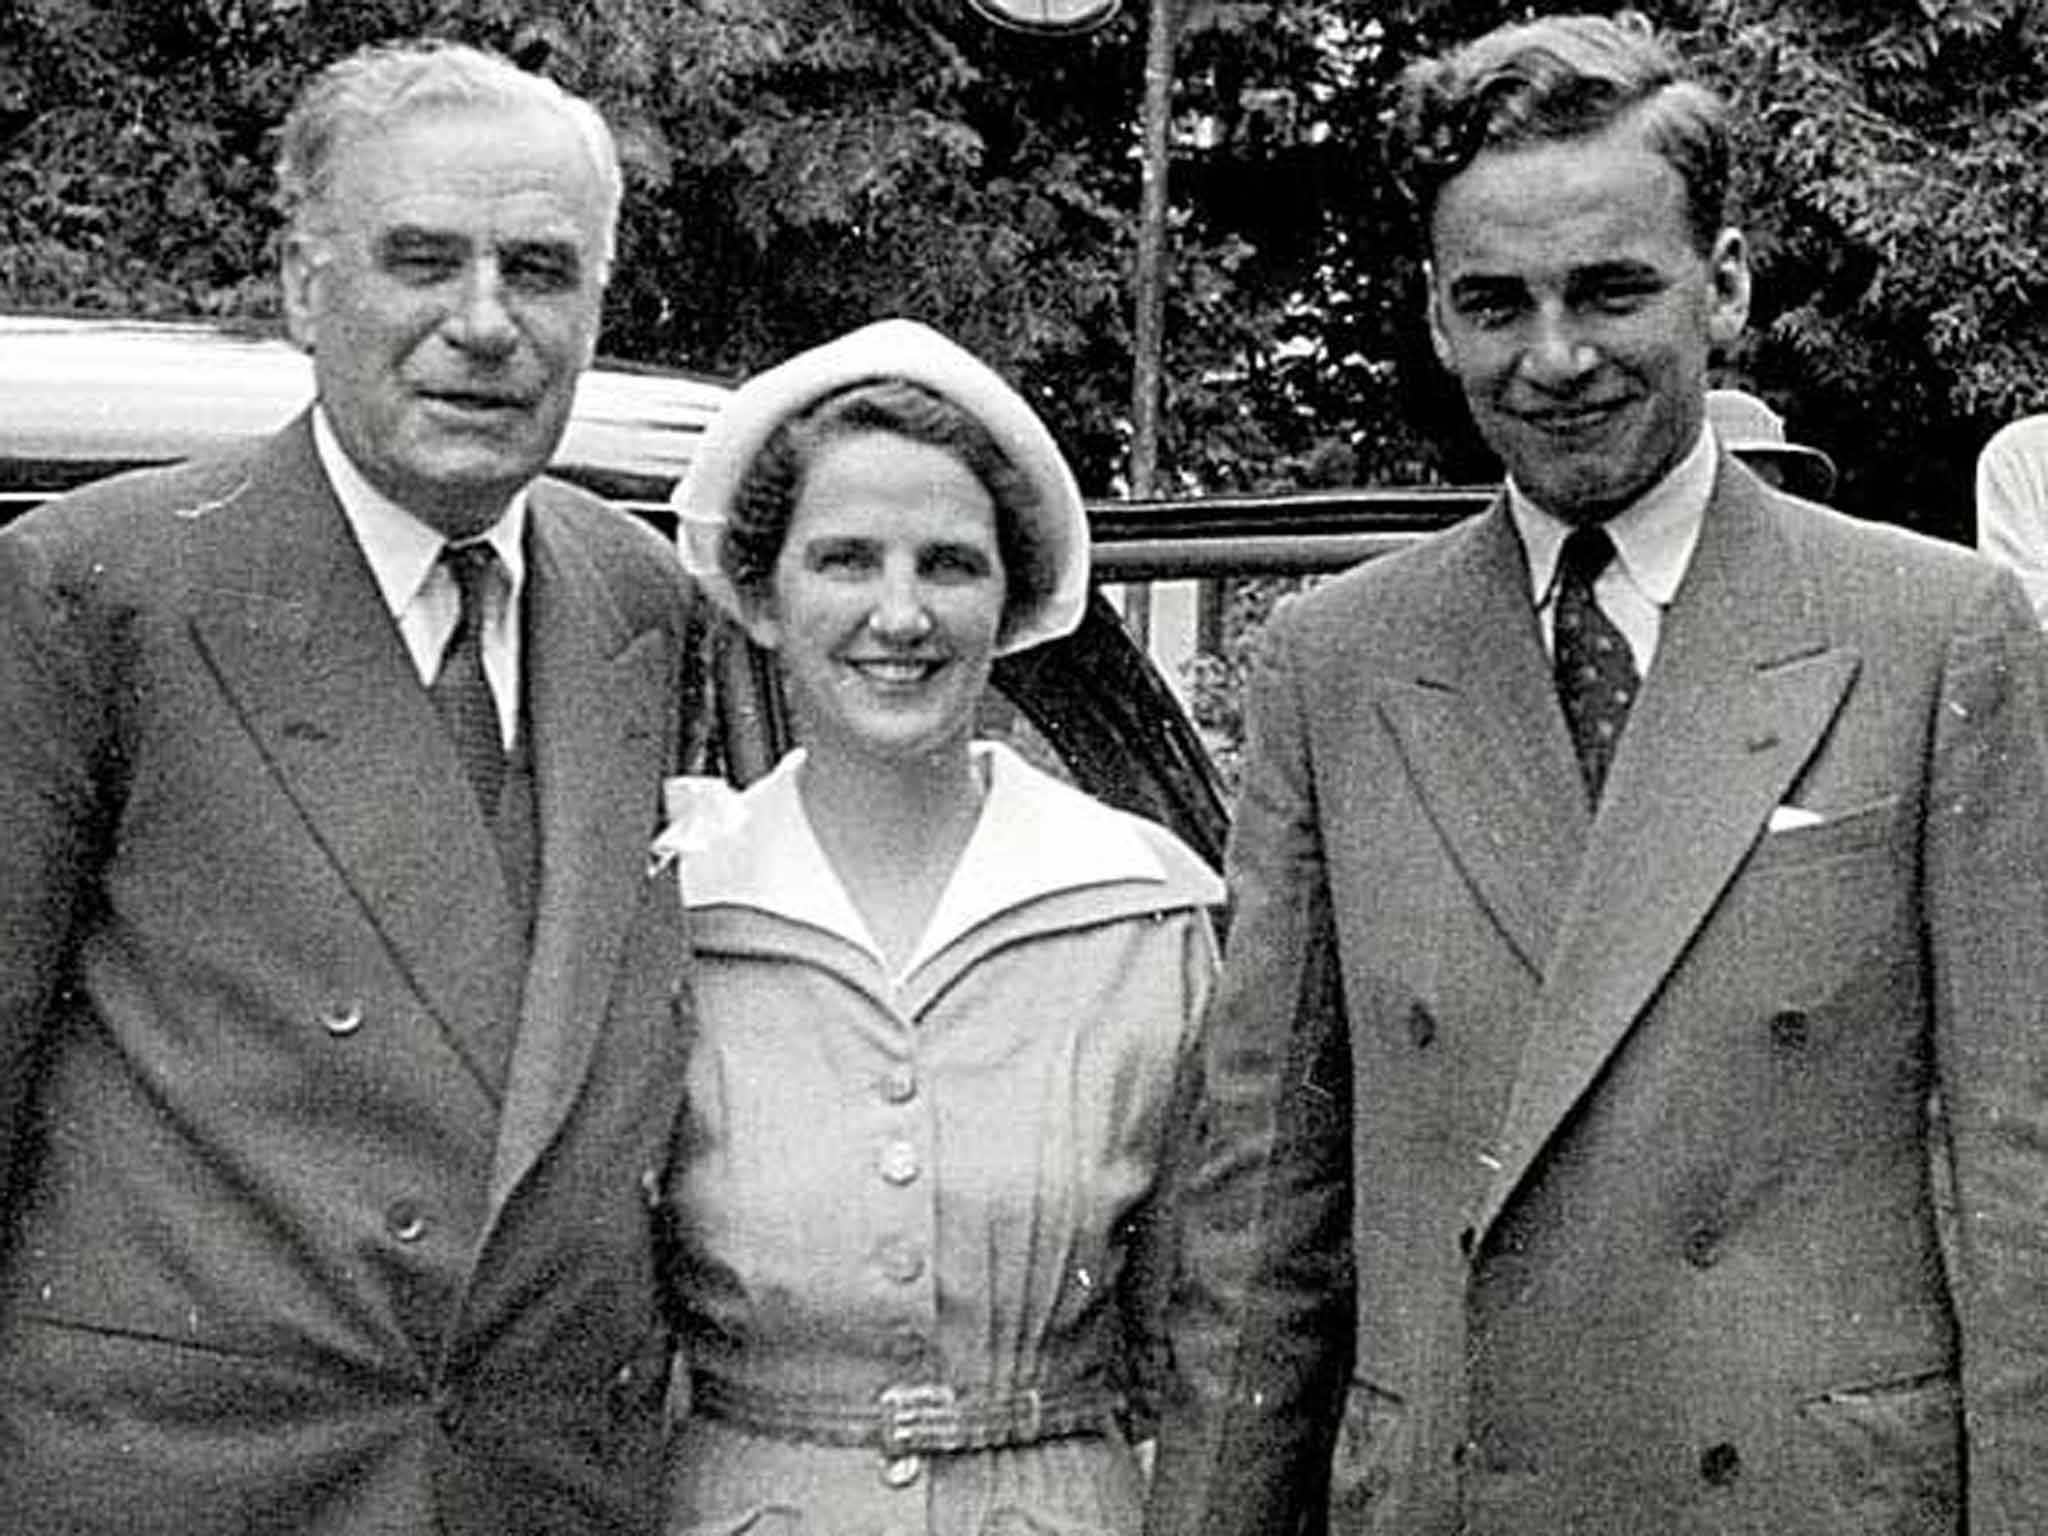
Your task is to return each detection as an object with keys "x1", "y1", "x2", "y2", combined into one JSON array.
[
  {"x1": 1706, "y1": 387, "x2": 1838, "y2": 501},
  {"x1": 672, "y1": 318, "x2": 1090, "y2": 655}
]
